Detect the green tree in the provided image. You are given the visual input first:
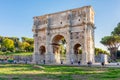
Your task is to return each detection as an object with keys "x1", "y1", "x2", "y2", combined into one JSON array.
[
  {"x1": 111, "y1": 22, "x2": 120, "y2": 60},
  {"x1": 0, "y1": 36, "x2": 34, "y2": 53},
  {"x1": 21, "y1": 37, "x2": 34, "y2": 52},
  {"x1": 59, "y1": 38, "x2": 66, "y2": 60},
  {"x1": 9, "y1": 37, "x2": 19, "y2": 48},
  {"x1": 2, "y1": 38, "x2": 14, "y2": 52},
  {"x1": 100, "y1": 35, "x2": 120, "y2": 61},
  {"x1": 0, "y1": 36, "x2": 4, "y2": 43},
  {"x1": 0, "y1": 36, "x2": 4, "y2": 50},
  {"x1": 21, "y1": 37, "x2": 34, "y2": 44},
  {"x1": 95, "y1": 48, "x2": 109, "y2": 55},
  {"x1": 112, "y1": 23, "x2": 120, "y2": 35},
  {"x1": 21, "y1": 42, "x2": 30, "y2": 52}
]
